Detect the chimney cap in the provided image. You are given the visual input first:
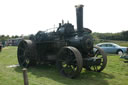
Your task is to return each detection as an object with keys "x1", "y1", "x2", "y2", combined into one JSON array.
[{"x1": 75, "y1": 4, "x2": 84, "y2": 8}]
